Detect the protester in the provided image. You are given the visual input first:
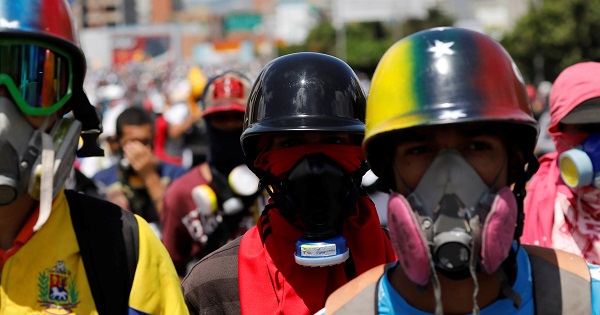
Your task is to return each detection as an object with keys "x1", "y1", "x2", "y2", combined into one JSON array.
[
  {"x1": 182, "y1": 52, "x2": 396, "y2": 315},
  {"x1": 93, "y1": 107, "x2": 186, "y2": 230},
  {"x1": 0, "y1": 0, "x2": 188, "y2": 313},
  {"x1": 523, "y1": 62, "x2": 600, "y2": 264},
  {"x1": 157, "y1": 79, "x2": 203, "y2": 167},
  {"x1": 319, "y1": 27, "x2": 600, "y2": 315},
  {"x1": 161, "y1": 71, "x2": 262, "y2": 278}
]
